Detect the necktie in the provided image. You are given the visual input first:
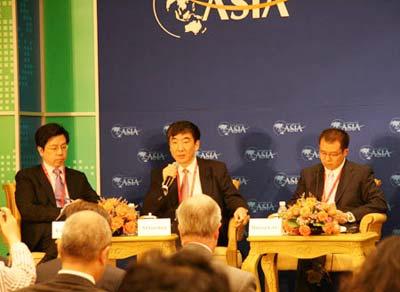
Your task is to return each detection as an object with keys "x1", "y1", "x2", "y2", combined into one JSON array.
[
  {"x1": 180, "y1": 169, "x2": 189, "y2": 203},
  {"x1": 323, "y1": 172, "x2": 335, "y2": 203},
  {"x1": 53, "y1": 168, "x2": 66, "y2": 207}
]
